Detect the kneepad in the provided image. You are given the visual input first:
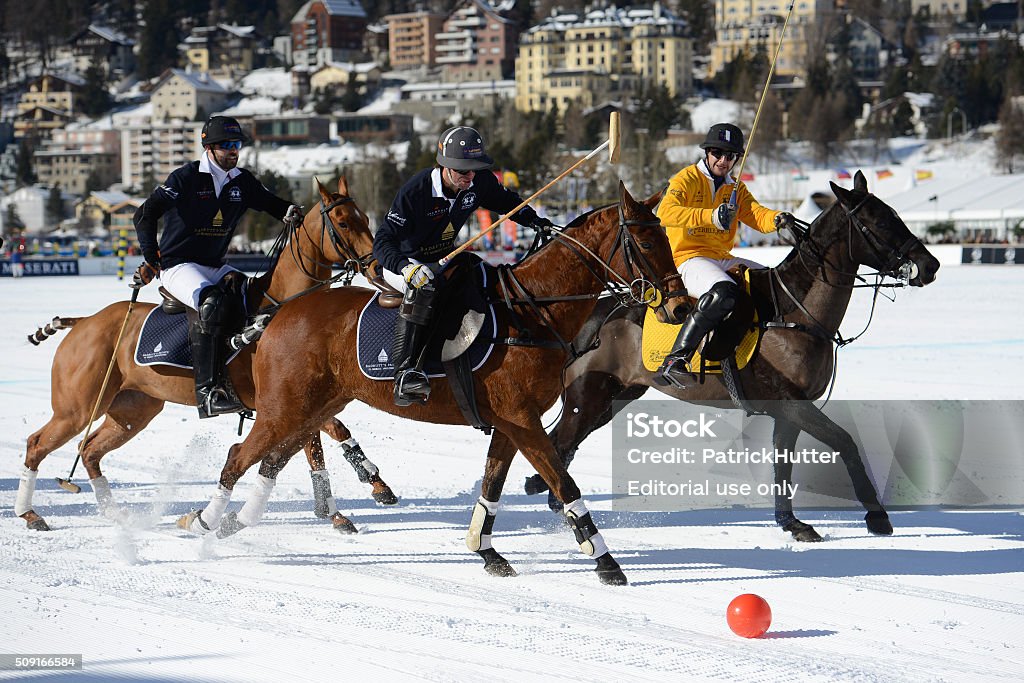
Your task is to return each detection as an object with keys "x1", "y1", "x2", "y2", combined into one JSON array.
[{"x1": 694, "y1": 281, "x2": 740, "y2": 325}]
